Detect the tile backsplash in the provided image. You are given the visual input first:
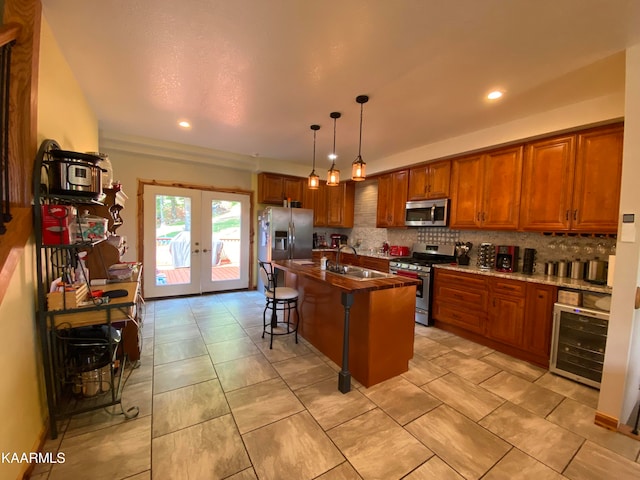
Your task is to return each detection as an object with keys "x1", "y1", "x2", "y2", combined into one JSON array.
[{"x1": 314, "y1": 179, "x2": 616, "y2": 271}]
